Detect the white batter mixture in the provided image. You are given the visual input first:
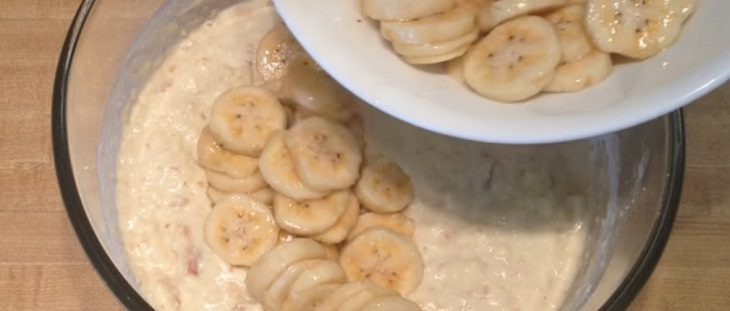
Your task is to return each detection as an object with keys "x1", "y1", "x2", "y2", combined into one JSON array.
[{"x1": 116, "y1": 1, "x2": 588, "y2": 310}]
